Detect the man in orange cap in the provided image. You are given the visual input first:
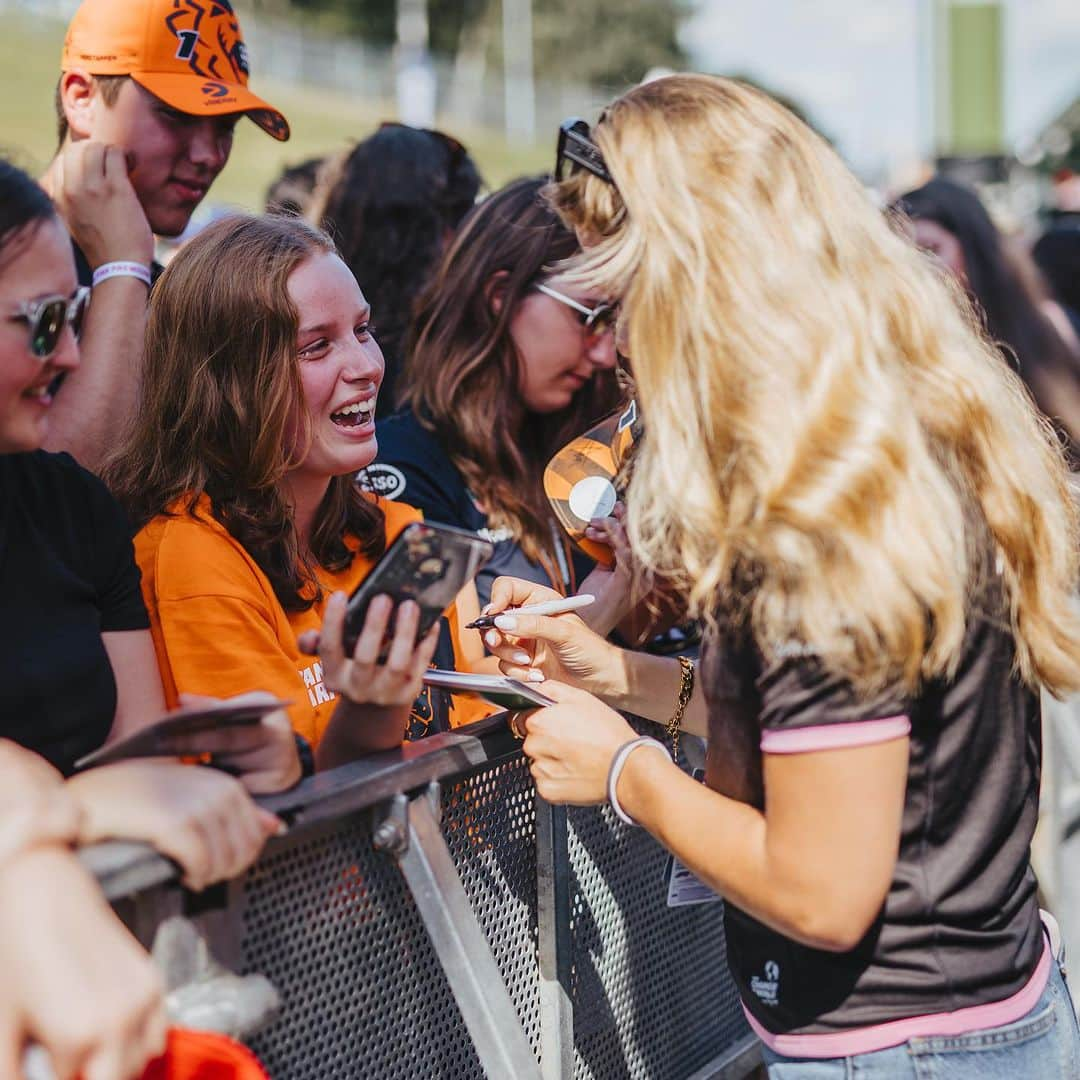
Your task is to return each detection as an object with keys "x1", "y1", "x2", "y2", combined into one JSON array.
[{"x1": 39, "y1": 0, "x2": 289, "y2": 470}]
